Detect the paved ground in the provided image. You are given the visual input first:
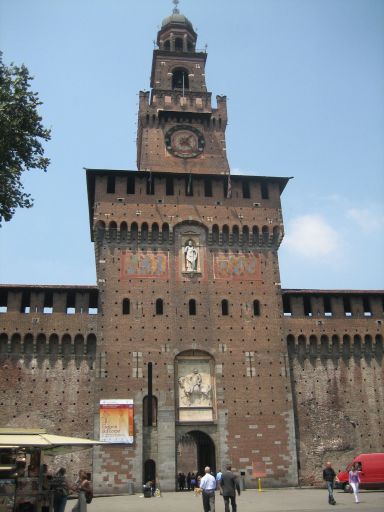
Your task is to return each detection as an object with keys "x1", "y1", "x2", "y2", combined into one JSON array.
[{"x1": 83, "y1": 489, "x2": 384, "y2": 512}]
